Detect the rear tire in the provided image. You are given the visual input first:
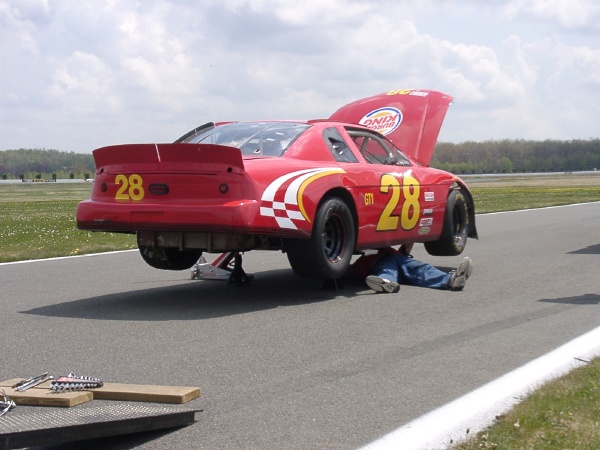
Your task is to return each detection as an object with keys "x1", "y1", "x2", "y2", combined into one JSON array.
[
  {"x1": 424, "y1": 189, "x2": 469, "y2": 256},
  {"x1": 286, "y1": 197, "x2": 355, "y2": 280}
]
